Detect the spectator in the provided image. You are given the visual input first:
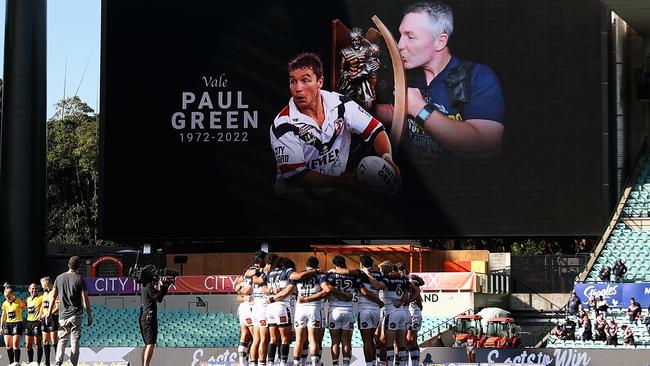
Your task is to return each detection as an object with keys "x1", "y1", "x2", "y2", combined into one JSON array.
[
  {"x1": 644, "y1": 307, "x2": 650, "y2": 336},
  {"x1": 599, "y1": 266, "x2": 611, "y2": 282},
  {"x1": 622, "y1": 325, "x2": 634, "y2": 347},
  {"x1": 605, "y1": 317, "x2": 618, "y2": 346},
  {"x1": 594, "y1": 314, "x2": 607, "y2": 341},
  {"x1": 588, "y1": 295, "x2": 598, "y2": 317},
  {"x1": 563, "y1": 317, "x2": 576, "y2": 340},
  {"x1": 596, "y1": 296, "x2": 608, "y2": 316},
  {"x1": 627, "y1": 298, "x2": 642, "y2": 325},
  {"x1": 612, "y1": 259, "x2": 627, "y2": 282},
  {"x1": 566, "y1": 291, "x2": 580, "y2": 316},
  {"x1": 551, "y1": 324, "x2": 566, "y2": 341},
  {"x1": 576, "y1": 305, "x2": 589, "y2": 326},
  {"x1": 581, "y1": 317, "x2": 592, "y2": 342}
]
